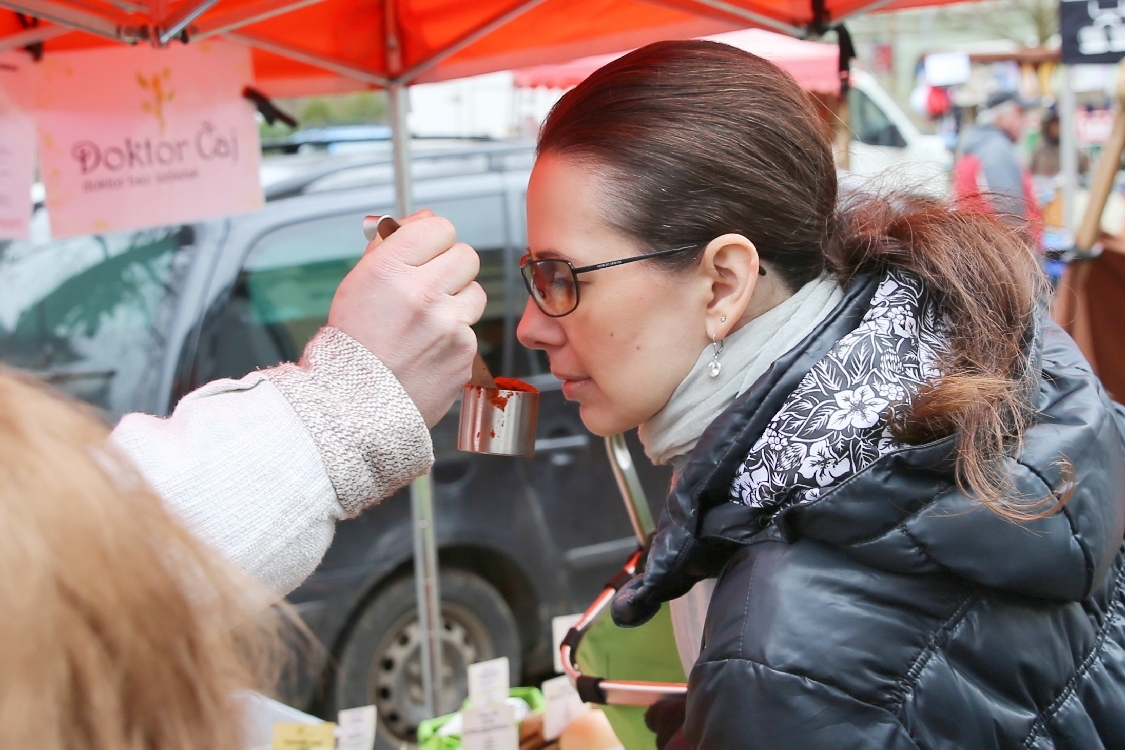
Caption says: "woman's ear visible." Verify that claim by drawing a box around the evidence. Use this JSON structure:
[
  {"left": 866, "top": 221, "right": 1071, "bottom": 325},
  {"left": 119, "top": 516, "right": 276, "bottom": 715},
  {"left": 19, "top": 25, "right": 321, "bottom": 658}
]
[{"left": 700, "top": 233, "right": 761, "bottom": 339}]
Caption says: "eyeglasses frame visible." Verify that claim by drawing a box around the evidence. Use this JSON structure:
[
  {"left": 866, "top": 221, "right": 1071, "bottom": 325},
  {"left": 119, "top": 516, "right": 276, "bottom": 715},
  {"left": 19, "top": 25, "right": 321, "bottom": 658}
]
[{"left": 520, "top": 244, "right": 767, "bottom": 318}]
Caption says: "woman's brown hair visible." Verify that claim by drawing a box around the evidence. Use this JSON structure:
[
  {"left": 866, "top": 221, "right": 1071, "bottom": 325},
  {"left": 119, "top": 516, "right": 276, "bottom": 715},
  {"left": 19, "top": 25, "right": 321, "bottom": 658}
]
[
  {"left": 0, "top": 369, "right": 285, "bottom": 749},
  {"left": 538, "top": 40, "right": 1051, "bottom": 520}
]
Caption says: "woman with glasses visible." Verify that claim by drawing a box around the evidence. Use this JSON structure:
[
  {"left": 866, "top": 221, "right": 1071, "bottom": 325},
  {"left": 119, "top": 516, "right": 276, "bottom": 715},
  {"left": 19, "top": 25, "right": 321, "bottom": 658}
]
[{"left": 517, "top": 40, "right": 1125, "bottom": 749}]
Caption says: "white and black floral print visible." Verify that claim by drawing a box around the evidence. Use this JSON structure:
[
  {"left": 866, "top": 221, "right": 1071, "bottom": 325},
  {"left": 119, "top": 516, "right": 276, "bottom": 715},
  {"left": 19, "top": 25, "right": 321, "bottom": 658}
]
[{"left": 730, "top": 270, "right": 949, "bottom": 508}]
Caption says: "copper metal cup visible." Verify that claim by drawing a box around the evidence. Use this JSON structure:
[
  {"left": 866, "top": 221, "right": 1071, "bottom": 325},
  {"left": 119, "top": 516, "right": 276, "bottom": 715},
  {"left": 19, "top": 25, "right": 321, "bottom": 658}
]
[
  {"left": 363, "top": 214, "right": 540, "bottom": 456},
  {"left": 457, "top": 382, "right": 539, "bottom": 456}
]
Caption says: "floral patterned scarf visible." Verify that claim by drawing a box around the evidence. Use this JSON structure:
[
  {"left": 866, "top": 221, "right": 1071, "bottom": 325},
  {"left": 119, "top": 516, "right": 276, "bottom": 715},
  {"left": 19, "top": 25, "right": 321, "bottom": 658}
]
[{"left": 730, "top": 269, "right": 949, "bottom": 510}]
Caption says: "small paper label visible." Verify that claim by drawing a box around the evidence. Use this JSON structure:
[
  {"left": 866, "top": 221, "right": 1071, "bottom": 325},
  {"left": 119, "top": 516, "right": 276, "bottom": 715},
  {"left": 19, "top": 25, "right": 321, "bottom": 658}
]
[
  {"left": 337, "top": 705, "right": 377, "bottom": 750},
  {"left": 270, "top": 722, "right": 336, "bottom": 750},
  {"left": 462, "top": 703, "right": 518, "bottom": 750},
  {"left": 468, "top": 656, "right": 510, "bottom": 707},
  {"left": 542, "top": 675, "right": 588, "bottom": 740},
  {"left": 551, "top": 614, "right": 582, "bottom": 673}
]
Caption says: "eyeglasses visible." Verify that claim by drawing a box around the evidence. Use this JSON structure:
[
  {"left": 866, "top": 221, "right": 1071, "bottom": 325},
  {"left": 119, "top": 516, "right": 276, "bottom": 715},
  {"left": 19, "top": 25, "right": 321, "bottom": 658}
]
[{"left": 520, "top": 245, "right": 767, "bottom": 318}]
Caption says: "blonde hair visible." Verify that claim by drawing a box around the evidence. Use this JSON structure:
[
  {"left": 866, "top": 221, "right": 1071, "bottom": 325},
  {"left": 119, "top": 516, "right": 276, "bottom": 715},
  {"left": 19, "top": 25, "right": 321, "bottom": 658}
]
[{"left": 0, "top": 368, "right": 283, "bottom": 750}]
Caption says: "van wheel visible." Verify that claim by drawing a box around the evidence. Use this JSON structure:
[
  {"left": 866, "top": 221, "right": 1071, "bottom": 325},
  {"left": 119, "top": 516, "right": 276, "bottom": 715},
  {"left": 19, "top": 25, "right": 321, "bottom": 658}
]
[{"left": 331, "top": 569, "right": 521, "bottom": 749}]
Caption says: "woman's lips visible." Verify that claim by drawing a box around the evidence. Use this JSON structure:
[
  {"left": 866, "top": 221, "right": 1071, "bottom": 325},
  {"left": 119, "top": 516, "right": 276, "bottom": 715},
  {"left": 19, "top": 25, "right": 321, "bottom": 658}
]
[{"left": 558, "top": 376, "right": 591, "bottom": 400}]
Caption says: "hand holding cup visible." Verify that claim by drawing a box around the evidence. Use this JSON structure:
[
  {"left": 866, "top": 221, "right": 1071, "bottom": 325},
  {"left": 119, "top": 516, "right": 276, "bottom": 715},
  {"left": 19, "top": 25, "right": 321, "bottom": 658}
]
[{"left": 328, "top": 209, "right": 487, "bottom": 427}]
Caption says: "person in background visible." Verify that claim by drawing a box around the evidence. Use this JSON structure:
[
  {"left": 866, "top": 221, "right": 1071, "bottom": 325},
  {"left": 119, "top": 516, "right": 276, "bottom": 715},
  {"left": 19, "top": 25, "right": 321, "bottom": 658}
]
[
  {"left": 953, "top": 90, "right": 1041, "bottom": 224},
  {"left": 1030, "top": 105, "right": 1100, "bottom": 243},
  {"left": 111, "top": 210, "right": 486, "bottom": 594},
  {"left": 0, "top": 369, "right": 282, "bottom": 750},
  {"left": 1030, "top": 104, "right": 1089, "bottom": 177}
]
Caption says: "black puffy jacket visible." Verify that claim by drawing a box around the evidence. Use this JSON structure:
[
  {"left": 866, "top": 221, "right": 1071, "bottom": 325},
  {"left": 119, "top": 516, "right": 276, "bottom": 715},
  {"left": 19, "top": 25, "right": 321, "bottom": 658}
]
[{"left": 614, "top": 273, "right": 1125, "bottom": 749}]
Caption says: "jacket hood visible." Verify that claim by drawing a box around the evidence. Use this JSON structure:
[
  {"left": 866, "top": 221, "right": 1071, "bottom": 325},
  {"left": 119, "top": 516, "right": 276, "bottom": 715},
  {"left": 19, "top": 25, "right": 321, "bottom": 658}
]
[
  {"left": 961, "top": 124, "right": 1012, "bottom": 156},
  {"left": 613, "top": 274, "right": 1125, "bottom": 629}
]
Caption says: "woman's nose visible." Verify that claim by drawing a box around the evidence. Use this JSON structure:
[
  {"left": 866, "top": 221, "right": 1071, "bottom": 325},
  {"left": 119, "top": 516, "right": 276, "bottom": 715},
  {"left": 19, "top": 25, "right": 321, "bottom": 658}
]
[{"left": 517, "top": 297, "right": 567, "bottom": 351}]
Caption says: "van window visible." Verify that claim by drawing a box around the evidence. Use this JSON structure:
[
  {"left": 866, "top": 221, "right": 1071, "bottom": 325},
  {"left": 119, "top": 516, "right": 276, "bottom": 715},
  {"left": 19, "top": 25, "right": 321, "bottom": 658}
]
[
  {"left": 0, "top": 218, "right": 194, "bottom": 417},
  {"left": 848, "top": 88, "right": 907, "bottom": 148},
  {"left": 190, "top": 194, "right": 529, "bottom": 388}
]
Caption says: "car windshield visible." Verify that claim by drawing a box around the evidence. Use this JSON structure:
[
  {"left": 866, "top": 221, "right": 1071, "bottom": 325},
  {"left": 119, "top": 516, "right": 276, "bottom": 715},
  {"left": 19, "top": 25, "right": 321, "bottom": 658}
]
[{"left": 0, "top": 210, "right": 194, "bottom": 418}]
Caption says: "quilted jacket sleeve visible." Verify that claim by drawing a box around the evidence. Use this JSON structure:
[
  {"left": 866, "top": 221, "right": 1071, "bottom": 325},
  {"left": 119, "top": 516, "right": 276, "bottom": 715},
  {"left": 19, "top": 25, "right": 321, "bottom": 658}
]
[{"left": 684, "top": 658, "right": 922, "bottom": 750}]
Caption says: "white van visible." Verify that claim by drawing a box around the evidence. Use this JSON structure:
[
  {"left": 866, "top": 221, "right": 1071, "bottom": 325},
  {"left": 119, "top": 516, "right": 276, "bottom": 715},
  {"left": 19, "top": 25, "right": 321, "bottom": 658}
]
[
  {"left": 411, "top": 62, "right": 951, "bottom": 195},
  {"left": 847, "top": 69, "right": 951, "bottom": 195}
]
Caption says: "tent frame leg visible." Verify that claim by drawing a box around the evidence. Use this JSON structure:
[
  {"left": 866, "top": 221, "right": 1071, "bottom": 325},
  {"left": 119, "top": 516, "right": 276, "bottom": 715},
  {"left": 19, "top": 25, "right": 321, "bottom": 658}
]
[
  {"left": 1060, "top": 65, "right": 1078, "bottom": 232},
  {"left": 391, "top": 81, "right": 445, "bottom": 722}
]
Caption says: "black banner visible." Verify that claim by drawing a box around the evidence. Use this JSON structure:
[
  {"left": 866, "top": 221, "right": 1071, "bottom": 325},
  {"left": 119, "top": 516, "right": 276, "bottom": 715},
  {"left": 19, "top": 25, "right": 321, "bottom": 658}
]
[{"left": 1061, "top": 0, "right": 1125, "bottom": 64}]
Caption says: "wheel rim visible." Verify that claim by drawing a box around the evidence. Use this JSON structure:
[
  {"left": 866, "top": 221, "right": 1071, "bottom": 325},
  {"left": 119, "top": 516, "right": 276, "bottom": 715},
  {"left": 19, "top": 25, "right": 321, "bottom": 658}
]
[{"left": 367, "top": 602, "right": 496, "bottom": 743}]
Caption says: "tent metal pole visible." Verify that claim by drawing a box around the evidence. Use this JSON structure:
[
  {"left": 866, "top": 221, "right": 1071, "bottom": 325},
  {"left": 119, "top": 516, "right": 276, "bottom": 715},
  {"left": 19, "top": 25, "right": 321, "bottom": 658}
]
[
  {"left": 1060, "top": 65, "right": 1078, "bottom": 232},
  {"left": 832, "top": 0, "right": 902, "bottom": 26},
  {"left": 399, "top": 0, "right": 547, "bottom": 83},
  {"left": 224, "top": 32, "right": 390, "bottom": 86},
  {"left": 0, "top": 0, "right": 138, "bottom": 41},
  {"left": 391, "top": 81, "right": 445, "bottom": 722},
  {"left": 638, "top": 0, "right": 794, "bottom": 36},
  {"left": 409, "top": 472, "right": 443, "bottom": 720},
  {"left": 0, "top": 22, "right": 70, "bottom": 52},
  {"left": 194, "top": 0, "right": 329, "bottom": 39},
  {"left": 672, "top": 0, "right": 803, "bottom": 37},
  {"left": 390, "top": 84, "right": 413, "bottom": 217},
  {"left": 157, "top": 0, "right": 220, "bottom": 43}
]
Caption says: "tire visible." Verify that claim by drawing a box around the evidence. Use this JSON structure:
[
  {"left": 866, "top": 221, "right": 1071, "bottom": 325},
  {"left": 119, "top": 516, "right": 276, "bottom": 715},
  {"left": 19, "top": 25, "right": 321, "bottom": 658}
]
[{"left": 331, "top": 568, "right": 522, "bottom": 749}]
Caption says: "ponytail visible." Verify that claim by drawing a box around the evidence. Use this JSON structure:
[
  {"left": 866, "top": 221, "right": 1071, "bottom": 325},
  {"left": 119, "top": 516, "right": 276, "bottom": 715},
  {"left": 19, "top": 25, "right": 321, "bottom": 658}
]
[{"left": 827, "top": 194, "right": 1061, "bottom": 520}]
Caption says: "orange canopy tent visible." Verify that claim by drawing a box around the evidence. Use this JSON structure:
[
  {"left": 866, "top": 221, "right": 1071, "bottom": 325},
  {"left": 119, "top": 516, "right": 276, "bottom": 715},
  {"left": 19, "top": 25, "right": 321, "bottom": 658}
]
[
  {"left": 514, "top": 27, "right": 842, "bottom": 93},
  {"left": 511, "top": 25, "right": 851, "bottom": 164},
  {"left": 0, "top": 0, "right": 963, "bottom": 98}
]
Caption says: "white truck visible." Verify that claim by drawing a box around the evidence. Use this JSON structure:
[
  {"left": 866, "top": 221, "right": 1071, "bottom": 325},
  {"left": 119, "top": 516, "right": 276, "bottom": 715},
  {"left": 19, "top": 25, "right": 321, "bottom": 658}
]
[
  {"left": 407, "top": 48, "right": 952, "bottom": 194},
  {"left": 846, "top": 68, "right": 951, "bottom": 195}
]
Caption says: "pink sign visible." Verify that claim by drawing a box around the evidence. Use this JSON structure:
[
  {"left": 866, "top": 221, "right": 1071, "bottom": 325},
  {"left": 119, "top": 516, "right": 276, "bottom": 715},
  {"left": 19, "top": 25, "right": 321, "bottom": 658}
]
[
  {"left": 28, "top": 41, "right": 262, "bottom": 238},
  {"left": 0, "top": 88, "right": 35, "bottom": 239}
]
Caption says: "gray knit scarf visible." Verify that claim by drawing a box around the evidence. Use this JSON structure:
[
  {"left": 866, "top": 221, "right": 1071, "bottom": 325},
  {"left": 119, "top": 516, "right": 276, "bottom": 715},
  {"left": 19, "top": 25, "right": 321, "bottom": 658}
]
[{"left": 638, "top": 275, "right": 843, "bottom": 468}]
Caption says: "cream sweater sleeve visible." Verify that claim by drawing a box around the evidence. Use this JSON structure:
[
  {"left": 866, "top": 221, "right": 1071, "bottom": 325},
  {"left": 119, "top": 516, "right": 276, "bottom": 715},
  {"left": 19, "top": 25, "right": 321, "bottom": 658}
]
[{"left": 111, "top": 327, "right": 434, "bottom": 594}]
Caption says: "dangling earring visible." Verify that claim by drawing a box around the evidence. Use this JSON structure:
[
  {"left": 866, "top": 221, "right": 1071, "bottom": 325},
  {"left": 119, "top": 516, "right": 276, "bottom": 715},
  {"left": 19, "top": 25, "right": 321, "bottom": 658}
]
[
  {"left": 708, "top": 338, "right": 724, "bottom": 378},
  {"left": 708, "top": 316, "right": 727, "bottom": 378}
]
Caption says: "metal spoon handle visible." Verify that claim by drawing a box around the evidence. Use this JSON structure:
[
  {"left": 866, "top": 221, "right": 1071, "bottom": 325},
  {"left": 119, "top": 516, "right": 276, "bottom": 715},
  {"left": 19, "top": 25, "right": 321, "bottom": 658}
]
[
  {"left": 469, "top": 351, "right": 497, "bottom": 389},
  {"left": 362, "top": 214, "right": 400, "bottom": 243}
]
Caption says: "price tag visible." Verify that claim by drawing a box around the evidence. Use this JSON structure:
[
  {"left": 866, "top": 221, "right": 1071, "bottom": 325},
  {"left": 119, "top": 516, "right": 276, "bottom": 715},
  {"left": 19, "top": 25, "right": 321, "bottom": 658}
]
[
  {"left": 462, "top": 702, "right": 518, "bottom": 750},
  {"left": 337, "top": 705, "right": 377, "bottom": 750},
  {"left": 270, "top": 722, "right": 336, "bottom": 750},
  {"left": 551, "top": 614, "right": 582, "bottom": 673},
  {"left": 468, "top": 656, "right": 510, "bottom": 707},
  {"left": 541, "top": 675, "right": 588, "bottom": 740}
]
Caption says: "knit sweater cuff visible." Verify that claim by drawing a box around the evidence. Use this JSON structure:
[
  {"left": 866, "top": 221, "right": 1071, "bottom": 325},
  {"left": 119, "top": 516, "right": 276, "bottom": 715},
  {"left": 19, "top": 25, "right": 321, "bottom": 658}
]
[{"left": 264, "top": 327, "right": 433, "bottom": 517}]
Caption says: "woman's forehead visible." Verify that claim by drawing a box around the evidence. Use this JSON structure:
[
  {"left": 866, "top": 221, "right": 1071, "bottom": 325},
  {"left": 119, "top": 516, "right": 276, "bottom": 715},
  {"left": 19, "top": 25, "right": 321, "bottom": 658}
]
[{"left": 527, "top": 155, "right": 636, "bottom": 265}]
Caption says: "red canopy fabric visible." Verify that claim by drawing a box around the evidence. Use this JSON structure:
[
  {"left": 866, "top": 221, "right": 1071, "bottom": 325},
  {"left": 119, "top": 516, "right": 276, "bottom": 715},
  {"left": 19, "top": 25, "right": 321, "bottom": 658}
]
[
  {"left": 513, "top": 27, "right": 841, "bottom": 93},
  {"left": 0, "top": 0, "right": 970, "bottom": 98}
]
